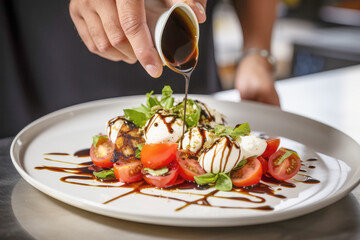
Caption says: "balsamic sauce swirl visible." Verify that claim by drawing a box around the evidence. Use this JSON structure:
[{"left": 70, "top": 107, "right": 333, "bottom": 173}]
[{"left": 37, "top": 151, "right": 320, "bottom": 212}]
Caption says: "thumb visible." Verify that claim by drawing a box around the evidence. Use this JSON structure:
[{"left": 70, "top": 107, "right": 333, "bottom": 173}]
[{"left": 169, "top": 0, "right": 207, "bottom": 23}]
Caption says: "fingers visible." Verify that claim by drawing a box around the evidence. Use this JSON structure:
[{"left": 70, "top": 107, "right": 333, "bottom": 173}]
[
  {"left": 116, "top": 0, "right": 163, "bottom": 78},
  {"left": 83, "top": 11, "right": 131, "bottom": 62},
  {"left": 70, "top": 0, "right": 204, "bottom": 77},
  {"left": 168, "top": 0, "right": 207, "bottom": 23},
  {"left": 69, "top": 0, "right": 136, "bottom": 63},
  {"left": 96, "top": 1, "right": 137, "bottom": 63}
]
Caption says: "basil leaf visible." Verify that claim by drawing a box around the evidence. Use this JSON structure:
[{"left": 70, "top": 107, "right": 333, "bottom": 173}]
[
  {"left": 123, "top": 109, "right": 148, "bottom": 127},
  {"left": 162, "top": 97, "right": 174, "bottom": 110},
  {"left": 93, "top": 169, "right": 116, "bottom": 180},
  {"left": 215, "top": 173, "right": 233, "bottom": 191},
  {"left": 92, "top": 135, "right": 108, "bottom": 147},
  {"left": 194, "top": 173, "right": 218, "bottom": 185},
  {"left": 135, "top": 144, "right": 143, "bottom": 158},
  {"left": 175, "top": 99, "right": 201, "bottom": 128},
  {"left": 233, "top": 159, "right": 247, "bottom": 171},
  {"left": 144, "top": 167, "right": 169, "bottom": 176},
  {"left": 133, "top": 104, "right": 151, "bottom": 116},
  {"left": 232, "top": 123, "right": 251, "bottom": 137},
  {"left": 275, "top": 151, "right": 293, "bottom": 166},
  {"left": 215, "top": 125, "right": 234, "bottom": 136},
  {"left": 215, "top": 123, "right": 251, "bottom": 139},
  {"left": 146, "top": 91, "right": 161, "bottom": 108},
  {"left": 289, "top": 150, "right": 300, "bottom": 158},
  {"left": 185, "top": 99, "right": 201, "bottom": 128},
  {"left": 160, "top": 85, "right": 174, "bottom": 109}
]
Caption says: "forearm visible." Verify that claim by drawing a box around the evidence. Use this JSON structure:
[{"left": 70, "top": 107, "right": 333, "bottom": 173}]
[
  {"left": 232, "top": 0, "right": 278, "bottom": 51},
  {"left": 232, "top": 0, "right": 280, "bottom": 106}
]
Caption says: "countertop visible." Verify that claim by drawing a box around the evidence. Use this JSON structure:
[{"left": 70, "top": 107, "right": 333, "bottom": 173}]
[{"left": 2, "top": 65, "right": 360, "bottom": 239}]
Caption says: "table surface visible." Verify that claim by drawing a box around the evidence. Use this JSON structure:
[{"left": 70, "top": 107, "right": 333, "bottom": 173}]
[{"left": 2, "top": 65, "right": 360, "bottom": 240}]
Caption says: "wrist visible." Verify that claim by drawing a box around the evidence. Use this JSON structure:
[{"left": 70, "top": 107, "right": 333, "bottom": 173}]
[{"left": 239, "top": 48, "right": 276, "bottom": 76}]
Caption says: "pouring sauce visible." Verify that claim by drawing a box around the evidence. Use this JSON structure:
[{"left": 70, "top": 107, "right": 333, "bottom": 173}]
[{"left": 161, "top": 7, "right": 198, "bottom": 145}]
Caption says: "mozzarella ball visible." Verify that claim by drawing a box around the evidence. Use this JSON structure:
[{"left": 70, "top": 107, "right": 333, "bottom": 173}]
[
  {"left": 196, "top": 100, "right": 226, "bottom": 128},
  {"left": 198, "top": 136, "right": 241, "bottom": 173},
  {"left": 106, "top": 116, "right": 126, "bottom": 143},
  {"left": 179, "top": 127, "right": 216, "bottom": 154},
  {"left": 144, "top": 113, "right": 184, "bottom": 144},
  {"left": 237, "top": 135, "right": 267, "bottom": 160}
]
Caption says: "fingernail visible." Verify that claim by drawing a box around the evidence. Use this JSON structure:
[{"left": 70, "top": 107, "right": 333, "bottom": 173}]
[
  {"left": 145, "top": 64, "right": 161, "bottom": 78},
  {"left": 195, "top": 2, "right": 205, "bottom": 14},
  {"left": 195, "top": 2, "right": 206, "bottom": 21}
]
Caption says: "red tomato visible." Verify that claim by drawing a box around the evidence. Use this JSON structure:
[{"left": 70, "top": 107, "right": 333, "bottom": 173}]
[
  {"left": 261, "top": 138, "right": 280, "bottom": 158},
  {"left": 230, "top": 157, "right": 263, "bottom": 187},
  {"left": 143, "top": 161, "right": 179, "bottom": 188},
  {"left": 90, "top": 136, "right": 115, "bottom": 168},
  {"left": 170, "top": 176, "right": 186, "bottom": 187},
  {"left": 268, "top": 147, "right": 301, "bottom": 181},
  {"left": 141, "top": 143, "right": 178, "bottom": 169},
  {"left": 113, "top": 158, "right": 143, "bottom": 183},
  {"left": 258, "top": 156, "right": 268, "bottom": 173},
  {"left": 176, "top": 150, "right": 206, "bottom": 181}
]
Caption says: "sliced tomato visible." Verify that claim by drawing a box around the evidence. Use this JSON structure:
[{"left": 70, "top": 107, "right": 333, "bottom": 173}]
[
  {"left": 230, "top": 157, "right": 263, "bottom": 187},
  {"left": 90, "top": 136, "right": 115, "bottom": 168},
  {"left": 141, "top": 143, "right": 178, "bottom": 169},
  {"left": 171, "top": 176, "right": 186, "bottom": 186},
  {"left": 142, "top": 161, "right": 179, "bottom": 188},
  {"left": 258, "top": 156, "right": 268, "bottom": 173},
  {"left": 113, "top": 158, "right": 143, "bottom": 183},
  {"left": 261, "top": 138, "right": 280, "bottom": 158},
  {"left": 268, "top": 147, "right": 301, "bottom": 181},
  {"left": 176, "top": 150, "right": 206, "bottom": 181}
]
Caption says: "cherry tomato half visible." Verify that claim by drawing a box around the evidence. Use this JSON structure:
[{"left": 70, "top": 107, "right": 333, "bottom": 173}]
[
  {"left": 113, "top": 158, "right": 143, "bottom": 183},
  {"left": 142, "top": 161, "right": 179, "bottom": 188},
  {"left": 140, "top": 143, "right": 178, "bottom": 169},
  {"left": 90, "top": 136, "right": 115, "bottom": 168},
  {"left": 261, "top": 138, "right": 280, "bottom": 158},
  {"left": 258, "top": 156, "right": 268, "bottom": 173},
  {"left": 230, "top": 157, "right": 263, "bottom": 187},
  {"left": 268, "top": 147, "right": 301, "bottom": 181},
  {"left": 170, "top": 176, "right": 186, "bottom": 187},
  {"left": 176, "top": 150, "right": 206, "bottom": 181}
]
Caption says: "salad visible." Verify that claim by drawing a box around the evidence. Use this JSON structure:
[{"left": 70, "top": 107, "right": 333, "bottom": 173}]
[{"left": 90, "top": 86, "right": 301, "bottom": 191}]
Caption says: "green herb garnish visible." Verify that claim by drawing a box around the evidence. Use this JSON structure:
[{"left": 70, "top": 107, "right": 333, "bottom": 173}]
[
  {"left": 144, "top": 167, "right": 169, "bottom": 176},
  {"left": 123, "top": 109, "right": 148, "bottom": 127},
  {"left": 93, "top": 169, "right": 116, "bottom": 180},
  {"left": 123, "top": 86, "right": 175, "bottom": 127},
  {"left": 135, "top": 144, "right": 143, "bottom": 158},
  {"left": 233, "top": 159, "right": 248, "bottom": 171},
  {"left": 174, "top": 99, "right": 201, "bottom": 128},
  {"left": 194, "top": 172, "right": 233, "bottom": 191},
  {"left": 92, "top": 135, "right": 108, "bottom": 147},
  {"left": 160, "top": 85, "right": 174, "bottom": 109},
  {"left": 215, "top": 173, "right": 233, "bottom": 191},
  {"left": 275, "top": 149, "right": 299, "bottom": 166},
  {"left": 215, "top": 123, "right": 251, "bottom": 139},
  {"left": 194, "top": 173, "right": 218, "bottom": 185}
]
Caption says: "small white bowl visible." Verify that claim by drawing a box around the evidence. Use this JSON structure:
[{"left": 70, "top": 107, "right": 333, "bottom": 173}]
[{"left": 153, "top": 3, "right": 199, "bottom": 67}]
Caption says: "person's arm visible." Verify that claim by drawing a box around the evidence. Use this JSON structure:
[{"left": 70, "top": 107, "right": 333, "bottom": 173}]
[
  {"left": 69, "top": 0, "right": 207, "bottom": 78},
  {"left": 232, "top": 0, "right": 280, "bottom": 106}
]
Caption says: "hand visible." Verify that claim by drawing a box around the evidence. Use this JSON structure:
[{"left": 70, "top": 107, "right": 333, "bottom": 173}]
[
  {"left": 69, "top": 0, "right": 207, "bottom": 78},
  {"left": 234, "top": 54, "right": 280, "bottom": 106}
]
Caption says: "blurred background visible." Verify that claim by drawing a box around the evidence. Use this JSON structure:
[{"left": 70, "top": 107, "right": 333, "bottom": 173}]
[{"left": 214, "top": 0, "right": 360, "bottom": 89}]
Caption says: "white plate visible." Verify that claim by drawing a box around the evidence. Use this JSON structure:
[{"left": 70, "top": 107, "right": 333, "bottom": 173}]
[{"left": 10, "top": 95, "right": 360, "bottom": 227}]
